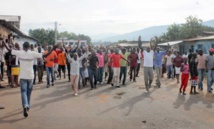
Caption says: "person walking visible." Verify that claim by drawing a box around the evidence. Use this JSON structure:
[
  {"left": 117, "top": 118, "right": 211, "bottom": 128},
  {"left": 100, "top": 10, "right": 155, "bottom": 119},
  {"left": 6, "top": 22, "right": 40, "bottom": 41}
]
[
  {"left": 44, "top": 46, "right": 57, "bottom": 88},
  {"left": 180, "top": 58, "right": 189, "bottom": 95},
  {"left": 136, "top": 48, "right": 141, "bottom": 77},
  {"left": 107, "top": 49, "right": 114, "bottom": 84},
  {"left": 196, "top": 49, "right": 207, "bottom": 91},
  {"left": 37, "top": 47, "right": 44, "bottom": 84},
  {"left": 96, "top": 49, "right": 105, "bottom": 84},
  {"left": 173, "top": 51, "right": 183, "bottom": 83},
  {"left": 154, "top": 46, "right": 168, "bottom": 88},
  {"left": 111, "top": 49, "right": 129, "bottom": 88},
  {"left": 143, "top": 41, "right": 155, "bottom": 92},
  {"left": 119, "top": 48, "right": 129, "bottom": 85},
  {"left": 58, "top": 47, "right": 66, "bottom": 79},
  {"left": 3, "top": 41, "right": 56, "bottom": 117},
  {"left": 165, "top": 51, "right": 174, "bottom": 79},
  {"left": 205, "top": 48, "right": 214, "bottom": 93},
  {"left": 67, "top": 51, "right": 88, "bottom": 96},
  {"left": 88, "top": 51, "right": 99, "bottom": 90},
  {"left": 128, "top": 49, "right": 138, "bottom": 82},
  {"left": 189, "top": 53, "right": 199, "bottom": 95}
]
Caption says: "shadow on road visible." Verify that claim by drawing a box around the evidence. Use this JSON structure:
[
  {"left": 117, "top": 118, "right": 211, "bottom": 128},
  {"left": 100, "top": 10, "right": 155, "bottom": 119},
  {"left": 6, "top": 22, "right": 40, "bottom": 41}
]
[{"left": 98, "top": 88, "right": 156, "bottom": 116}]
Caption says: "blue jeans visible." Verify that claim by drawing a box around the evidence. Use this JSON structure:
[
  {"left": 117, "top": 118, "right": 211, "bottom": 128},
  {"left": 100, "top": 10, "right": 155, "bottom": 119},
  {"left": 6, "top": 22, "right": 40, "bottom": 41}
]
[
  {"left": 207, "top": 70, "right": 214, "bottom": 91},
  {"left": 20, "top": 79, "right": 34, "bottom": 108},
  {"left": 89, "top": 69, "right": 98, "bottom": 88},
  {"left": 46, "top": 67, "right": 54, "bottom": 85},
  {"left": 98, "top": 67, "right": 104, "bottom": 83},
  {"left": 78, "top": 68, "right": 86, "bottom": 88},
  {"left": 120, "top": 66, "right": 127, "bottom": 84},
  {"left": 198, "top": 69, "right": 205, "bottom": 90},
  {"left": 166, "top": 65, "right": 173, "bottom": 78}
]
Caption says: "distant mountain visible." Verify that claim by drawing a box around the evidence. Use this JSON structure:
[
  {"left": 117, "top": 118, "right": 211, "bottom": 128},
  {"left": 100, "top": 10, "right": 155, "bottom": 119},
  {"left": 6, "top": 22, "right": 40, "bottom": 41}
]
[
  {"left": 91, "top": 33, "right": 118, "bottom": 42},
  {"left": 202, "top": 20, "right": 214, "bottom": 27},
  {"left": 101, "top": 19, "right": 214, "bottom": 42}
]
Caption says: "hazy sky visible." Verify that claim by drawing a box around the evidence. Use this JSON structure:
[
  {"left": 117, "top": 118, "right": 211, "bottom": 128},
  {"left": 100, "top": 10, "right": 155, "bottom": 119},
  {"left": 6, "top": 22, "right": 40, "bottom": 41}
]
[{"left": 1, "top": 0, "right": 214, "bottom": 37}]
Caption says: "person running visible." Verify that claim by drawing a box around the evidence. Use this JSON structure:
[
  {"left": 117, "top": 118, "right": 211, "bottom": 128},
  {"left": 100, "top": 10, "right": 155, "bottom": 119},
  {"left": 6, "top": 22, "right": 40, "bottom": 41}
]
[
  {"left": 180, "top": 58, "right": 189, "bottom": 95},
  {"left": 128, "top": 48, "right": 138, "bottom": 82},
  {"left": 119, "top": 48, "right": 129, "bottom": 85},
  {"left": 111, "top": 49, "right": 129, "bottom": 88},
  {"left": 143, "top": 41, "right": 154, "bottom": 92},
  {"left": 196, "top": 49, "right": 206, "bottom": 91},
  {"left": 3, "top": 41, "right": 56, "bottom": 117},
  {"left": 44, "top": 46, "right": 57, "bottom": 88},
  {"left": 173, "top": 51, "right": 183, "bottom": 83},
  {"left": 205, "top": 48, "right": 214, "bottom": 93},
  {"left": 66, "top": 50, "right": 88, "bottom": 96},
  {"left": 189, "top": 53, "right": 199, "bottom": 95},
  {"left": 58, "top": 47, "right": 66, "bottom": 79}
]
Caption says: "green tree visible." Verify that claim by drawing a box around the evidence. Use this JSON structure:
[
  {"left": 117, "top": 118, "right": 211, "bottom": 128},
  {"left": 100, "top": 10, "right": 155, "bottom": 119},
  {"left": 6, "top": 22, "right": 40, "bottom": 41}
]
[
  {"left": 166, "top": 24, "right": 181, "bottom": 41},
  {"left": 29, "top": 28, "right": 57, "bottom": 45},
  {"left": 180, "top": 16, "right": 203, "bottom": 39}
]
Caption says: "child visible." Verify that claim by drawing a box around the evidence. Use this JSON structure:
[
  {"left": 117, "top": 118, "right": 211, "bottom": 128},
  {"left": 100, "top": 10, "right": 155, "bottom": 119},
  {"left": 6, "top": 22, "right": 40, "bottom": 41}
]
[
  {"left": 180, "top": 58, "right": 189, "bottom": 95},
  {"left": 189, "top": 53, "right": 199, "bottom": 94}
]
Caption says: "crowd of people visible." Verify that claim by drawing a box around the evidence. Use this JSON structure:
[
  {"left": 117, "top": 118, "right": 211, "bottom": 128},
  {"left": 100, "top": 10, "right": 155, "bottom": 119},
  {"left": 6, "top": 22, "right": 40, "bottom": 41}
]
[{"left": 0, "top": 34, "right": 214, "bottom": 117}]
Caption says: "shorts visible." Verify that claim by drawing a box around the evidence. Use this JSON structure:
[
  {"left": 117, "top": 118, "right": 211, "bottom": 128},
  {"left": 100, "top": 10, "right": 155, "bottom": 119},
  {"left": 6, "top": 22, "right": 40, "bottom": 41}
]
[
  {"left": 11, "top": 67, "right": 20, "bottom": 75},
  {"left": 54, "top": 63, "right": 58, "bottom": 72},
  {"left": 58, "top": 65, "right": 65, "bottom": 72},
  {"left": 191, "top": 76, "right": 198, "bottom": 86},
  {"left": 175, "top": 67, "right": 181, "bottom": 74}
]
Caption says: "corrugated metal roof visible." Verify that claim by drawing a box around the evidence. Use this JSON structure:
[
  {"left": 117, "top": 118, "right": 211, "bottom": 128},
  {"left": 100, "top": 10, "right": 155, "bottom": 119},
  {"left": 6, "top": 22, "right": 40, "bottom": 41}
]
[
  {"left": 183, "top": 35, "right": 214, "bottom": 42},
  {"left": 158, "top": 40, "right": 183, "bottom": 46}
]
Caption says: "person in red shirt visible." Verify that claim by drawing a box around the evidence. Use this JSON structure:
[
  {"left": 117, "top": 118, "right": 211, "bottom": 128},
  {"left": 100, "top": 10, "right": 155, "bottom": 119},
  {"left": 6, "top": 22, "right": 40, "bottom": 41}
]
[
  {"left": 128, "top": 49, "right": 138, "bottom": 82},
  {"left": 107, "top": 49, "right": 114, "bottom": 84},
  {"left": 111, "top": 49, "right": 129, "bottom": 88}
]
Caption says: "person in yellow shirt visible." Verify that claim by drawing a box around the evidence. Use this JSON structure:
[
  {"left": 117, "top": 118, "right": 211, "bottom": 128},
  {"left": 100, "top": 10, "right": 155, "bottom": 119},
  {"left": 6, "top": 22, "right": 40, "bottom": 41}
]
[
  {"left": 58, "top": 48, "right": 66, "bottom": 79},
  {"left": 119, "top": 48, "right": 129, "bottom": 85}
]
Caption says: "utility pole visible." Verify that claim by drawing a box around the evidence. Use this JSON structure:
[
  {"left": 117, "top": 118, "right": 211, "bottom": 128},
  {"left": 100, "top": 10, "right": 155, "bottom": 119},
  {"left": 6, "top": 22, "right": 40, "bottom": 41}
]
[{"left": 55, "top": 21, "right": 57, "bottom": 45}]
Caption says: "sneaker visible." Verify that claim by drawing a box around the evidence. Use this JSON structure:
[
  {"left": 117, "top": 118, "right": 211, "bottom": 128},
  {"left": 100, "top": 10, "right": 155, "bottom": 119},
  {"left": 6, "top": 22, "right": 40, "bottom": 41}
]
[
  {"left": 47, "top": 85, "right": 50, "bottom": 88},
  {"left": 74, "top": 93, "right": 78, "bottom": 96},
  {"left": 23, "top": 107, "right": 28, "bottom": 117},
  {"left": 183, "top": 92, "right": 186, "bottom": 95},
  {"left": 194, "top": 92, "right": 199, "bottom": 94},
  {"left": 116, "top": 86, "right": 120, "bottom": 88},
  {"left": 0, "top": 85, "right": 5, "bottom": 88}
]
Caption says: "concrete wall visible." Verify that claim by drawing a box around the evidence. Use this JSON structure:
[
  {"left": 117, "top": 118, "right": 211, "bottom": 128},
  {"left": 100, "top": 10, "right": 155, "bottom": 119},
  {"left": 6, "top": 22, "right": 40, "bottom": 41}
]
[
  {"left": 0, "top": 25, "right": 10, "bottom": 37},
  {"left": 194, "top": 40, "right": 214, "bottom": 54},
  {"left": 14, "top": 37, "right": 37, "bottom": 49}
]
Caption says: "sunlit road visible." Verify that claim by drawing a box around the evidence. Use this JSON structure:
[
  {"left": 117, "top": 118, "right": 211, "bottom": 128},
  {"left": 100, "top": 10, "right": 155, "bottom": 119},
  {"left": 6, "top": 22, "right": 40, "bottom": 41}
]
[{"left": 1, "top": 70, "right": 214, "bottom": 129}]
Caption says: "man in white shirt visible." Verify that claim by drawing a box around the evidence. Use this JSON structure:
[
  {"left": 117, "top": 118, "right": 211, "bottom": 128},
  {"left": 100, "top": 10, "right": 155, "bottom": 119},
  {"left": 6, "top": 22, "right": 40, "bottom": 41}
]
[
  {"left": 143, "top": 45, "right": 154, "bottom": 92},
  {"left": 3, "top": 41, "right": 56, "bottom": 118}
]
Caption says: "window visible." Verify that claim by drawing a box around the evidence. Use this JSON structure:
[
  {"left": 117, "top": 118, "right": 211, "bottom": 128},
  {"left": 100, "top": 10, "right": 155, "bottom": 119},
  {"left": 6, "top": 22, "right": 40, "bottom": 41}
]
[
  {"left": 212, "top": 44, "right": 214, "bottom": 48},
  {"left": 198, "top": 45, "right": 203, "bottom": 49}
]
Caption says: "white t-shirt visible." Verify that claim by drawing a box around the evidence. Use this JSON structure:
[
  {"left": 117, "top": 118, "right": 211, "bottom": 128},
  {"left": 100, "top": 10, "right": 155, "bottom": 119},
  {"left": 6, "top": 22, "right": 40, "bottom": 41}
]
[
  {"left": 182, "top": 54, "right": 188, "bottom": 58},
  {"left": 137, "top": 52, "right": 141, "bottom": 64},
  {"left": 143, "top": 50, "right": 154, "bottom": 67},
  {"left": 67, "top": 53, "right": 88, "bottom": 75},
  {"left": 12, "top": 50, "right": 42, "bottom": 79},
  {"left": 165, "top": 55, "right": 173, "bottom": 65}
]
